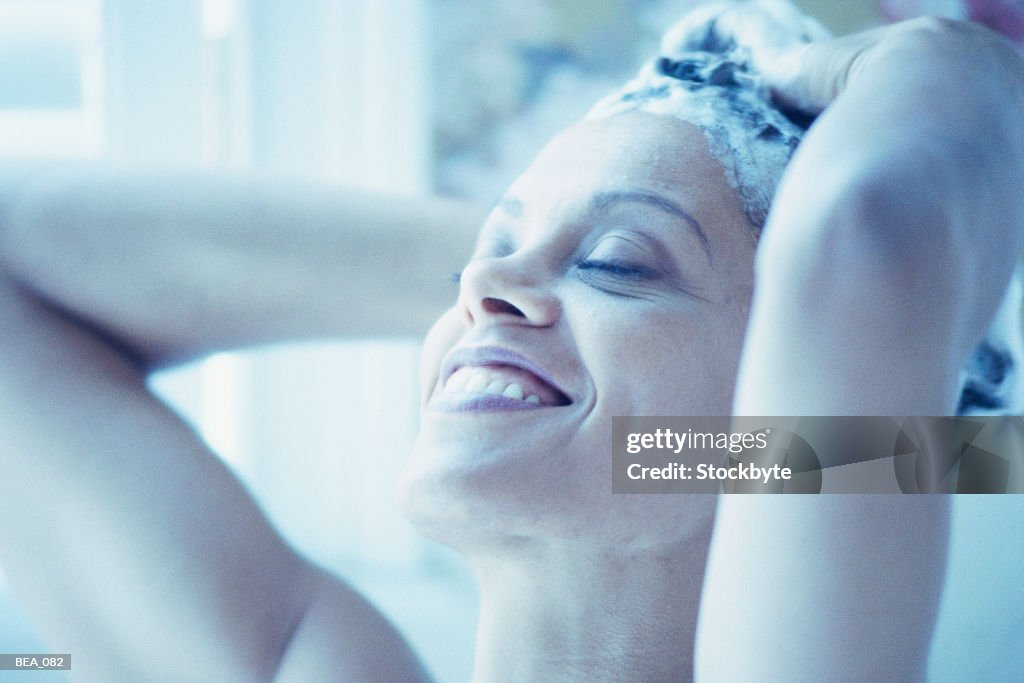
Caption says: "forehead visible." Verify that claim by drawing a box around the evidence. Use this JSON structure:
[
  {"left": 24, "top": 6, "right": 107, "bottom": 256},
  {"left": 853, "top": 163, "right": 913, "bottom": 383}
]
[{"left": 501, "top": 111, "right": 744, "bottom": 227}]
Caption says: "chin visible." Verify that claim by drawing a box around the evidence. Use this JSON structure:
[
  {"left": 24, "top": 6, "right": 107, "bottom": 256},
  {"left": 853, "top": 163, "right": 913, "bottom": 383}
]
[
  {"left": 394, "top": 437, "right": 552, "bottom": 552},
  {"left": 396, "top": 434, "right": 717, "bottom": 557},
  {"left": 393, "top": 445, "right": 477, "bottom": 549}
]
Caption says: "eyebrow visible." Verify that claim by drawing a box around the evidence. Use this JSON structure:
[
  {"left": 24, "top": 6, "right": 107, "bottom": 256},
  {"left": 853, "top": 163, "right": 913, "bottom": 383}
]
[
  {"left": 590, "top": 190, "right": 711, "bottom": 263},
  {"left": 493, "top": 190, "right": 711, "bottom": 263}
]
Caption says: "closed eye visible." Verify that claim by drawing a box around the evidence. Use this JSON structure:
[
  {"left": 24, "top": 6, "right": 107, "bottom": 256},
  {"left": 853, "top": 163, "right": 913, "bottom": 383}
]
[
  {"left": 577, "top": 256, "right": 709, "bottom": 302},
  {"left": 577, "top": 258, "right": 653, "bottom": 280}
]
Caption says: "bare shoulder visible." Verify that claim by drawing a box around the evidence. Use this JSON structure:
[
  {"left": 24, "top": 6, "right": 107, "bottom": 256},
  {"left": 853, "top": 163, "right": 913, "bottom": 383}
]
[{"left": 273, "top": 569, "right": 433, "bottom": 683}]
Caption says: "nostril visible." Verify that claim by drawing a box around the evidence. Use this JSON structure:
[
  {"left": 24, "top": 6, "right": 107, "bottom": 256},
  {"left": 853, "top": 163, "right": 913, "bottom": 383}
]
[{"left": 482, "top": 297, "right": 525, "bottom": 317}]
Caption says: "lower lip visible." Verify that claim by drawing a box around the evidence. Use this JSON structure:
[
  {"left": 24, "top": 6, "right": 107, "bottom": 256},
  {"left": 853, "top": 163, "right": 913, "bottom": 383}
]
[{"left": 428, "top": 394, "right": 548, "bottom": 413}]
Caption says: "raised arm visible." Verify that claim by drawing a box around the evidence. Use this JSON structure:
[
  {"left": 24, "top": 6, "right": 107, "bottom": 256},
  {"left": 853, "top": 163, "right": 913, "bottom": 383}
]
[
  {"left": 737, "top": 17, "right": 1024, "bottom": 415},
  {"left": 0, "top": 164, "right": 482, "bottom": 366},
  {"left": 0, "top": 170, "right": 481, "bottom": 680},
  {"left": 703, "top": 19, "right": 1024, "bottom": 682}
]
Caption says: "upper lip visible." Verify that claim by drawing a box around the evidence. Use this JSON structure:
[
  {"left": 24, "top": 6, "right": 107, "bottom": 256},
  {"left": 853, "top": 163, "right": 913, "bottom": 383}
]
[{"left": 439, "top": 345, "right": 573, "bottom": 404}]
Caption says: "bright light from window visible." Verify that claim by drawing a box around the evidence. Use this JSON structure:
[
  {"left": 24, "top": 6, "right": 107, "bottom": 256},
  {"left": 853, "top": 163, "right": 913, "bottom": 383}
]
[
  {"left": 203, "top": 0, "right": 238, "bottom": 40},
  {"left": 0, "top": 0, "right": 102, "bottom": 157}
]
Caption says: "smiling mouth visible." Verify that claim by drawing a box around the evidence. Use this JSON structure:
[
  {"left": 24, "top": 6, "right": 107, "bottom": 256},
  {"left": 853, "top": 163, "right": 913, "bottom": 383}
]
[{"left": 432, "top": 363, "right": 572, "bottom": 411}]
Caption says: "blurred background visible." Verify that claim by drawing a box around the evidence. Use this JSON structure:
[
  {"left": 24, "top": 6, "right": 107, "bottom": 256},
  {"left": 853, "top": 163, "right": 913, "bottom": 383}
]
[{"left": 0, "top": 1, "right": 1022, "bottom": 681}]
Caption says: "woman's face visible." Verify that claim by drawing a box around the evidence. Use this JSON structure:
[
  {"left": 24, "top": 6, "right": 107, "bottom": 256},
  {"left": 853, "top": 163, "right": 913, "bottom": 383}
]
[{"left": 398, "top": 112, "right": 757, "bottom": 551}]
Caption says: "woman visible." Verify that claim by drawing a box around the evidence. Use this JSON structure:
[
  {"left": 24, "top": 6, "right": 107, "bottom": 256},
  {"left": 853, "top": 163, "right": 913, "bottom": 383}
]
[{"left": 1, "top": 1, "right": 1022, "bottom": 680}]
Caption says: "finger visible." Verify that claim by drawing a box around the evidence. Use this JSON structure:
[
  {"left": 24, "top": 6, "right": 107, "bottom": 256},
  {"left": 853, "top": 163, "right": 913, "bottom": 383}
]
[{"left": 756, "top": 29, "right": 885, "bottom": 115}]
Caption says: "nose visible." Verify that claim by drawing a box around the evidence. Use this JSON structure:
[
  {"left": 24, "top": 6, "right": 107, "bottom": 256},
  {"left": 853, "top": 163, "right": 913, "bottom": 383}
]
[{"left": 458, "top": 254, "right": 561, "bottom": 327}]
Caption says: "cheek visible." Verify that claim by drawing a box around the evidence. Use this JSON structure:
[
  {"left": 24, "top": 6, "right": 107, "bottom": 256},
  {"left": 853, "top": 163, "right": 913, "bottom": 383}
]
[
  {"left": 571, "top": 300, "right": 745, "bottom": 415},
  {"left": 419, "top": 307, "right": 464, "bottom": 402}
]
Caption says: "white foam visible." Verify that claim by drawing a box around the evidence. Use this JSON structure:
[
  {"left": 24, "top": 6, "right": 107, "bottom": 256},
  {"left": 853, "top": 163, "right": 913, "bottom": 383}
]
[
  {"left": 585, "top": 0, "right": 828, "bottom": 228},
  {"left": 586, "top": 0, "right": 1023, "bottom": 412}
]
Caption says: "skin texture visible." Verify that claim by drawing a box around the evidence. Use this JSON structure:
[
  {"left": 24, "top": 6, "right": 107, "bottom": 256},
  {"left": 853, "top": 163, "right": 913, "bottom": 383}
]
[
  {"left": 739, "top": 17, "right": 1024, "bottom": 415},
  {"left": 0, "top": 168, "right": 483, "bottom": 364},
  {"left": 401, "top": 113, "right": 754, "bottom": 548},
  {"left": 705, "top": 18, "right": 1023, "bottom": 682},
  {"left": 399, "top": 113, "right": 753, "bottom": 681},
  {"left": 0, "top": 14, "right": 1021, "bottom": 683},
  {"left": 0, "top": 186, "right": 461, "bottom": 681}
]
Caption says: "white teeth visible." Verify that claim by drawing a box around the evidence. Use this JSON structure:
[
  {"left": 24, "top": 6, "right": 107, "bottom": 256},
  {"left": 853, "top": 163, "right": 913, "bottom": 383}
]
[
  {"left": 465, "top": 372, "right": 488, "bottom": 394},
  {"left": 441, "top": 369, "right": 545, "bottom": 404},
  {"left": 445, "top": 370, "right": 470, "bottom": 393},
  {"left": 502, "top": 383, "right": 524, "bottom": 400}
]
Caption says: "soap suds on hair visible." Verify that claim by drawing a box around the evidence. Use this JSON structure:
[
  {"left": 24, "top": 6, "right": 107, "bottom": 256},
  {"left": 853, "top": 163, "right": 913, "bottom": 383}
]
[
  {"left": 586, "top": 0, "right": 829, "bottom": 231},
  {"left": 587, "top": 0, "right": 1022, "bottom": 415}
]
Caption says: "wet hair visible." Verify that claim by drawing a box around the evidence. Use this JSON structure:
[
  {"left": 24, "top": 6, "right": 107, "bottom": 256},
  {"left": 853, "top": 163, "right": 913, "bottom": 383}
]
[
  {"left": 586, "top": 0, "right": 828, "bottom": 233},
  {"left": 957, "top": 268, "right": 1024, "bottom": 415},
  {"left": 587, "top": 0, "right": 1023, "bottom": 415}
]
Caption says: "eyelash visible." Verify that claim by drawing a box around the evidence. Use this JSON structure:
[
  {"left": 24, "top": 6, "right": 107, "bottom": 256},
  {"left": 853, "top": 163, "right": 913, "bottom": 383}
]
[
  {"left": 577, "top": 258, "right": 652, "bottom": 280},
  {"left": 448, "top": 258, "right": 654, "bottom": 286}
]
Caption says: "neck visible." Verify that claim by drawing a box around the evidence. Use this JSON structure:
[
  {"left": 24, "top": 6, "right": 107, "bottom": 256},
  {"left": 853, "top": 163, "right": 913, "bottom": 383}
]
[{"left": 468, "top": 526, "right": 714, "bottom": 683}]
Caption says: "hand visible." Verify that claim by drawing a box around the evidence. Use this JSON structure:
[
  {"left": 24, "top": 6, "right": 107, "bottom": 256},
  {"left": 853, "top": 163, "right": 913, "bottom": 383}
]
[
  {"left": 737, "top": 16, "right": 1024, "bottom": 417},
  {"left": 756, "top": 17, "right": 1024, "bottom": 115}
]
